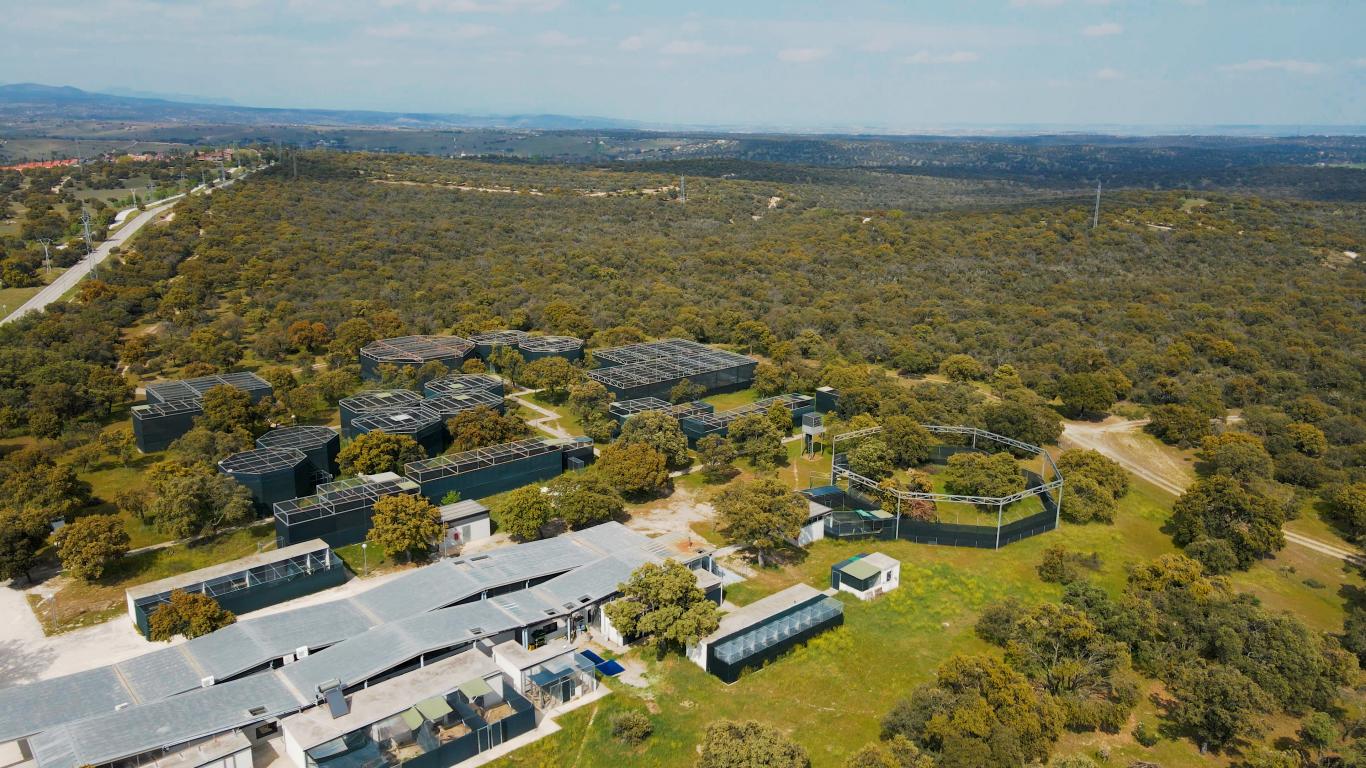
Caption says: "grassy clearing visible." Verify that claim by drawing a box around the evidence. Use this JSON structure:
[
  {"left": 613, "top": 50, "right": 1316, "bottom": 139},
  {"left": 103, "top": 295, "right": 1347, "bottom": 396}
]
[
  {"left": 702, "top": 388, "right": 763, "bottom": 411},
  {"left": 520, "top": 392, "right": 584, "bottom": 437},
  {"left": 494, "top": 476, "right": 1345, "bottom": 767},
  {"left": 334, "top": 540, "right": 405, "bottom": 577},
  {"left": 27, "top": 523, "right": 277, "bottom": 635},
  {"left": 0, "top": 268, "right": 64, "bottom": 313}
]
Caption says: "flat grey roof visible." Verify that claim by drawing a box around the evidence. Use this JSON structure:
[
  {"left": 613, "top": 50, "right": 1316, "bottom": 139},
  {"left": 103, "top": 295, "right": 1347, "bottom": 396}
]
[
  {"left": 281, "top": 651, "right": 499, "bottom": 750},
  {"left": 126, "top": 540, "right": 333, "bottom": 601},
  {"left": 704, "top": 583, "right": 826, "bottom": 644},
  {"left": 439, "top": 500, "right": 490, "bottom": 523}
]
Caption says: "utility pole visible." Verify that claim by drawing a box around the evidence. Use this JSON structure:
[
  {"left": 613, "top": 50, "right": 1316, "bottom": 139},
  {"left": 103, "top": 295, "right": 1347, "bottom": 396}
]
[
  {"left": 80, "top": 208, "right": 94, "bottom": 254},
  {"left": 37, "top": 238, "right": 52, "bottom": 274},
  {"left": 679, "top": 175, "right": 686, "bottom": 204},
  {"left": 1091, "top": 181, "right": 1102, "bottom": 229}
]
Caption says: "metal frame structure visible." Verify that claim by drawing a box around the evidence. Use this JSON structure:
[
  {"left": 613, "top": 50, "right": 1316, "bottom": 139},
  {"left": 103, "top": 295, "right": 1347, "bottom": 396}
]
[
  {"left": 360, "top": 335, "right": 475, "bottom": 380},
  {"left": 351, "top": 405, "right": 446, "bottom": 456},
  {"left": 405, "top": 439, "right": 567, "bottom": 484},
  {"left": 145, "top": 371, "right": 274, "bottom": 404},
  {"left": 274, "top": 474, "right": 421, "bottom": 547},
  {"left": 679, "top": 393, "right": 814, "bottom": 440},
  {"left": 256, "top": 426, "right": 341, "bottom": 478},
  {"left": 131, "top": 399, "right": 204, "bottom": 452},
  {"left": 607, "top": 397, "right": 713, "bottom": 424},
  {"left": 339, "top": 389, "right": 423, "bottom": 433},
  {"left": 219, "top": 446, "right": 309, "bottom": 476},
  {"left": 587, "top": 339, "right": 757, "bottom": 400},
  {"left": 829, "top": 424, "right": 1064, "bottom": 549},
  {"left": 423, "top": 373, "right": 505, "bottom": 399},
  {"left": 470, "top": 329, "right": 529, "bottom": 359},
  {"left": 517, "top": 335, "right": 583, "bottom": 362},
  {"left": 424, "top": 389, "right": 506, "bottom": 419}
]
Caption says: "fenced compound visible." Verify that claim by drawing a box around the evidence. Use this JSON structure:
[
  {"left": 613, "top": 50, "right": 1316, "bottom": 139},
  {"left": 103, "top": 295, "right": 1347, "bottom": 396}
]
[
  {"left": 125, "top": 540, "right": 343, "bottom": 637},
  {"left": 339, "top": 389, "right": 424, "bottom": 433},
  {"left": 607, "top": 397, "right": 714, "bottom": 425},
  {"left": 469, "top": 329, "right": 529, "bottom": 360},
  {"left": 404, "top": 437, "right": 591, "bottom": 503},
  {"left": 424, "top": 389, "right": 506, "bottom": 420},
  {"left": 517, "top": 335, "right": 583, "bottom": 363},
  {"left": 823, "top": 424, "right": 1064, "bottom": 550},
  {"left": 360, "top": 335, "right": 475, "bottom": 381},
  {"left": 274, "top": 473, "right": 422, "bottom": 547},
  {"left": 423, "top": 373, "right": 505, "bottom": 399},
  {"left": 697, "top": 585, "right": 844, "bottom": 684},
  {"left": 219, "top": 447, "right": 315, "bottom": 514},
  {"left": 678, "top": 393, "right": 815, "bottom": 443},
  {"left": 587, "top": 338, "right": 757, "bottom": 401},
  {"left": 131, "top": 398, "right": 203, "bottom": 452},
  {"left": 351, "top": 405, "right": 447, "bottom": 457},
  {"left": 256, "top": 425, "right": 341, "bottom": 479},
  {"left": 144, "top": 371, "right": 274, "bottom": 404}
]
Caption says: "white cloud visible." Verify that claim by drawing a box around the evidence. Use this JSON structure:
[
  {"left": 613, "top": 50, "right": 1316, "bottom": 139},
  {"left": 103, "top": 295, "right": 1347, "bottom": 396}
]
[
  {"left": 534, "top": 30, "right": 581, "bottom": 47},
  {"left": 1093, "top": 67, "right": 1123, "bottom": 80},
  {"left": 905, "top": 50, "right": 979, "bottom": 65},
  {"left": 778, "top": 47, "right": 829, "bottom": 63},
  {"left": 1082, "top": 22, "right": 1122, "bottom": 37},
  {"left": 1009, "top": 0, "right": 1066, "bottom": 7},
  {"left": 618, "top": 34, "right": 644, "bottom": 51},
  {"left": 660, "top": 39, "right": 749, "bottom": 57},
  {"left": 1350, "top": 57, "right": 1366, "bottom": 68},
  {"left": 1219, "top": 58, "right": 1324, "bottom": 75},
  {"left": 363, "top": 21, "right": 492, "bottom": 39}
]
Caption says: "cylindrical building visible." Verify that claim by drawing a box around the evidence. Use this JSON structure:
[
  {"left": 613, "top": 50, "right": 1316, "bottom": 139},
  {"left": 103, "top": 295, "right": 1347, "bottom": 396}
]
[
  {"left": 339, "top": 389, "right": 423, "bottom": 435},
  {"left": 423, "top": 373, "right": 505, "bottom": 399},
  {"left": 359, "top": 335, "right": 475, "bottom": 381},
  {"left": 256, "top": 425, "right": 342, "bottom": 479},
  {"left": 219, "top": 447, "right": 314, "bottom": 515},
  {"left": 517, "top": 335, "right": 584, "bottom": 363},
  {"left": 469, "top": 330, "right": 529, "bottom": 361},
  {"left": 350, "top": 405, "right": 446, "bottom": 458}
]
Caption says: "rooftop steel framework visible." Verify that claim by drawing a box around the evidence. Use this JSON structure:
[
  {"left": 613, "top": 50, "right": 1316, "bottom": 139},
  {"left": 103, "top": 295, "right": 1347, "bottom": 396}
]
[
  {"left": 130, "top": 398, "right": 203, "bottom": 420},
  {"left": 128, "top": 541, "right": 335, "bottom": 614},
  {"left": 425, "top": 389, "right": 505, "bottom": 419},
  {"left": 274, "top": 474, "right": 420, "bottom": 527},
  {"left": 469, "top": 329, "right": 528, "bottom": 347},
  {"left": 351, "top": 405, "right": 443, "bottom": 435},
  {"left": 518, "top": 335, "right": 583, "bottom": 353},
  {"left": 360, "top": 335, "right": 475, "bottom": 365},
  {"left": 423, "top": 373, "right": 504, "bottom": 398},
  {"left": 144, "top": 371, "right": 273, "bottom": 404},
  {"left": 338, "top": 389, "right": 422, "bottom": 416},
  {"left": 218, "top": 447, "right": 309, "bottom": 475},
  {"left": 712, "top": 596, "right": 843, "bottom": 665},
  {"left": 405, "top": 438, "right": 567, "bottom": 484},
  {"left": 682, "top": 393, "right": 814, "bottom": 436},
  {"left": 592, "top": 338, "right": 745, "bottom": 367},
  {"left": 256, "top": 425, "right": 339, "bottom": 452},
  {"left": 608, "top": 397, "right": 713, "bottom": 421}
]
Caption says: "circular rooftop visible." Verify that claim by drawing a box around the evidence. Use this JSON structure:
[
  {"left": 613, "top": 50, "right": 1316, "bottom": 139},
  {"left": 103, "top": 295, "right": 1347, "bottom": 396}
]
[
  {"left": 360, "top": 335, "right": 475, "bottom": 364},
  {"left": 219, "top": 447, "right": 309, "bottom": 475}
]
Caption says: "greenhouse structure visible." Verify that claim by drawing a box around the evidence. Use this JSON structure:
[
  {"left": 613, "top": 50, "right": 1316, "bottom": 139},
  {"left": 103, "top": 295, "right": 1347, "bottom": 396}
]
[
  {"left": 132, "top": 371, "right": 276, "bottom": 453},
  {"left": 125, "top": 540, "right": 343, "bottom": 637},
  {"left": 274, "top": 472, "right": 422, "bottom": 547},
  {"left": 256, "top": 425, "right": 342, "bottom": 479},
  {"left": 359, "top": 335, "right": 475, "bottom": 381},
  {"left": 404, "top": 437, "right": 593, "bottom": 504},
  {"left": 516, "top": 335, "right": 583, "bottom": 363},
  {"left": 424, "top": 389, "right": 506, "bottom": 421},
  {"left": 339, "top": 389, "right": 424, "bottom": 433},
  {"left": 350, "top": 405, "right": 447, "bottom": 457},
  {"left": 144, "top": 371, "right": 274, "bottom": 404},
  {"left": 606, "top": 397, "right": 713, "bottom": 426},
  {"left": 423, "top": 373, "right": 505, "bottom": 399},
  {"left": 687, "top": 584, "right": 844, "bottom": 684},
  {"left": 587, "top": 339, "right": 757, "bottom": 401},
  {"left": 219, "top": 447, "right": 316, "bottom": 515},
  {"left": 469, "top": 329, "right": 528, "bottom": 360},
  {"left": 678, "top": 393, "right": 815, "bottom": 443}
]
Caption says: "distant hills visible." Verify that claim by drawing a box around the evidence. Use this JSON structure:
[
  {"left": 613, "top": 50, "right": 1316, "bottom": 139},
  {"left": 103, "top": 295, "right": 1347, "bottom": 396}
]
[{"left": 0, "top": 83, "right": 644, "bottom": 131}]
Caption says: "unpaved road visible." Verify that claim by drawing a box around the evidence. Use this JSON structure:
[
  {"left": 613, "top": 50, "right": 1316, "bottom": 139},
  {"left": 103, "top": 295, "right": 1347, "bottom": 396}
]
[{"left": 1062, "top": 417, "right": 1361, "bottom": 562}]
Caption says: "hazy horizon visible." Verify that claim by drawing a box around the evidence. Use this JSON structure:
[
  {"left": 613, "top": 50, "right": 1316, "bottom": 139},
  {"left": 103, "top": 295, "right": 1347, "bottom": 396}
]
[{"left": 2, "top": 1, "right": 1362, "bottom": 131}]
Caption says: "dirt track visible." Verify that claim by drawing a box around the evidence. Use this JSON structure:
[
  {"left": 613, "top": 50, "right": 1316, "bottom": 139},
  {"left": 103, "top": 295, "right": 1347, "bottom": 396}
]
[{"left": 1061, "top": 417, "right": 1361, "bottom": 563}]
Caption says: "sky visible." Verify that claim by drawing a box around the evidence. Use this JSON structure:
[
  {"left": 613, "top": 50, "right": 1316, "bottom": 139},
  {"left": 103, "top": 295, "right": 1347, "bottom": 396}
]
[{"left": 3, "top": 0, "right": 1364, "bottom": 130}]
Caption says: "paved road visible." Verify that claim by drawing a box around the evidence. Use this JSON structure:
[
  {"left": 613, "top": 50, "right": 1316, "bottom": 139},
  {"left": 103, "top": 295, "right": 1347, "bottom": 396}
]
[{"left": 2, "top": 197, "right": 182, "bottom": 325}]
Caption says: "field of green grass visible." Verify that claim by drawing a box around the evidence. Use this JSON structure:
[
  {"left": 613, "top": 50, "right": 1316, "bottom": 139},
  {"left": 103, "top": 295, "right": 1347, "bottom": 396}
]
[
  {"left": 28, "top": 523, "right": 277, "bottom": 634},
  {"left": 491, "top": 476, "right": 1359, "bottom": 768},
  {"left": 0, "top": 268, "right": 65, "bottom": 315}
]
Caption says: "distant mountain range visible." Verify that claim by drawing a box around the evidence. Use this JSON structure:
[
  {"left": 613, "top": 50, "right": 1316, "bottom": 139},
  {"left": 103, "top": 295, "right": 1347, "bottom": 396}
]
[{"left": 0, "top": 83, "right": 645, "bottom": 131}]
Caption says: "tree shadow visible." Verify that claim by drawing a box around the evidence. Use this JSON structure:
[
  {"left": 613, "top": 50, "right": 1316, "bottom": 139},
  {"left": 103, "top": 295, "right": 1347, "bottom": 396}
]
[{"left": 0, "top": 638, "right": 57, "bottom": 687}]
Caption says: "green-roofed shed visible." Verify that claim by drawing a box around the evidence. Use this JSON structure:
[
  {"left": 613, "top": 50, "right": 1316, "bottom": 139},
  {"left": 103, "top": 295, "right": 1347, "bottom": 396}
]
[
  {"left": 414, "top": 696, "right": 453, "bottom": 721},
  {"left": 831, "top": 552, "right": 901, "bottom": 600},
  {"left": 458, "top": 677, "right": 494, "bottom": 700}
]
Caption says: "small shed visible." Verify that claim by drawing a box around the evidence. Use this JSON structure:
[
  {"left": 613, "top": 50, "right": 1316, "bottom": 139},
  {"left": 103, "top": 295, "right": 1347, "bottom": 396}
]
[
  {"left": 830, "top": 552, "right": 900, "bottom": 601},
  {"left": 438, "top": 500, "right": 492, "bottom": 552}
]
